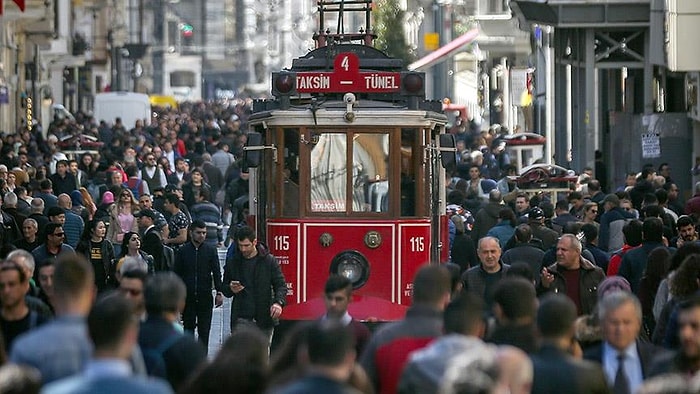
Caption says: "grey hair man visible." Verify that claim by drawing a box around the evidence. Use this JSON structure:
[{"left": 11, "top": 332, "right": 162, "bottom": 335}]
[{"left": 583, "top": 291, "right": 668, "bottom": 394}]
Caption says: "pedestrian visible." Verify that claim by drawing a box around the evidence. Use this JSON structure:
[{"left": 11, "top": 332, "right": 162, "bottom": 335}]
[
  {"left": 461, "top": 236, "right": 510, "bottom": 311},
  {"left": 31, "top": 223, "right": 76, "bottom": 269},
  {"left": 139, "top": 272, "right": 207, "bottom": 390},
  {"left": 360, "top": 264, "right": 451, "bottom": 394},
  {"left": 76, "top": 218, "right": 116, "bottom": 293},
  {"left": 10, "top": 254, "right": 94, "bottom": 384},
  {"left": 43, "top": 293, "right": 172, "bottom": 394},
  {"left": 321, "top": 275, "right": 371, "bottom": 356},
  {"left": 179, "top": 326, "right": 269, "bottom": 394},
  {"left": 173, "top": 220, "right": 224, "bottom": 350},
  {"left": 272, "top": 320, "right": 359, "bottom": 394},
  {"left": 222, "top": 225, "right": 287, "bottom": 346},
  {"left": 583, "top": 291, "right": 669, "bottom": 394},
  {"left": 135, "top": 209, "right": 166, "bottom": 271},
  {"left": 530, "top": 294, "right": 609, "bottom": 394},
  {"left": 398, "top": 292, "right": 488, "bottom": 393},
  {"left": 539, "top": 234, "right": 606, "bottom": 316}
]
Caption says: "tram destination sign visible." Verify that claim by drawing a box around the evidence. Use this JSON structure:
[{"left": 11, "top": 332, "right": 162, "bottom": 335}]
[{"left": 295, "top": 52, "right": 401, "bottom": 94}]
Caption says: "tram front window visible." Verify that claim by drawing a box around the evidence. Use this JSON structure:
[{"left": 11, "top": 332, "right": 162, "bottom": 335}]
[
  {"left": 309, "top": 131, "right": 389, "bottom": 213},
  {"left": 353, "top": 133, "right": 389, "bottom": 212},
  {"left": 310, "top": 133, "right": 348, "bottom": 212}
]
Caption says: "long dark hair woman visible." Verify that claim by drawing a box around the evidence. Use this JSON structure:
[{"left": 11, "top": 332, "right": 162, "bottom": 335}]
[
  {"left": 115, "top": 231, "right": 154, "bottom": 275},
  {"left": 76, "top": 219, "right": 116, "bottom": 293}
]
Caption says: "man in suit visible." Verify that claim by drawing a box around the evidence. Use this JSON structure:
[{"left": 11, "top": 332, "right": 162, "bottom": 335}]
[
  {"left": 43, "top": 293, "right": 172, "bottom": 394},
  {"left": 531, "top": 294, "right": 610, "bottom": 394},
  {"left": 584, "top": 291, "right": 668, "bottom": 394},
  {"left": 136, "top": 209, "right": 165, "bottom": 271}
]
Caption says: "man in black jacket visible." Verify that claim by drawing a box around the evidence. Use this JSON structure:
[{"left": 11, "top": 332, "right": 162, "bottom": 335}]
[
  {"left": 173, "top": 220, "right": 223, "bottom": 350},
  {"left": 222, "top": 225, "right": 287, "bottom": 344},
  {"left": 136, "top": 209, "right": 165, "bottom": 271},
  {"left": 531, "top": 294, "right": 610, "bottom": 394}
]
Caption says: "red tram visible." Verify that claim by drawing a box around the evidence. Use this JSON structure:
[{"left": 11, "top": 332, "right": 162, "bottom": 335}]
[{"left": 243, "top": 0, "right": 455, "bottom": 323}]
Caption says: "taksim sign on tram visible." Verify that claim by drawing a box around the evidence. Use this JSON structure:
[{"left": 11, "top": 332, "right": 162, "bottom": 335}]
[{"left": 295, "top": 52, "right": 402, "bottom": 93}]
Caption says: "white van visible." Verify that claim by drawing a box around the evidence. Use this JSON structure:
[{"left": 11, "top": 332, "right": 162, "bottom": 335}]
[{"left": 93, "top": 92, "right": 151, "bottom": 129}]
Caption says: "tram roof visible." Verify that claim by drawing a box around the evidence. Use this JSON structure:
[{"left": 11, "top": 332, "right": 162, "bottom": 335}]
[{"left": 248, "top": 107, "right": 447, "bottom": 129}]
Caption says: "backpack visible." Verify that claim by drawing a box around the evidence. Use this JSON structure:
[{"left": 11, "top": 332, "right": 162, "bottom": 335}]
[
  {"left": 142, "top": 333, "right": 181, "bottom": 379},
  {"left": 162, "top": 244, "right": 175, "bottom": 270}
]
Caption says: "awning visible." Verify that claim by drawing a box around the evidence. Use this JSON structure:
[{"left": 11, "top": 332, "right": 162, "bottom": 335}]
[{"left": 408, "top": 28, "right": 480, "bottom": 71}]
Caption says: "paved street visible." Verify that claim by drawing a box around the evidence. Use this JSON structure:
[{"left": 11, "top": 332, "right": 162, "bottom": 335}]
[{"left": 201, "top": 247, "right": 232, "bottom": 357}]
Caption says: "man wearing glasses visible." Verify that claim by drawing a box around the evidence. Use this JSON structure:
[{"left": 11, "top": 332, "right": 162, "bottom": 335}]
[
  {"left": 31, "top": 223, "right": 75, "bottom": 269},
  {"left": 138, "top": 153, "right": 167, "bottom": 194}
]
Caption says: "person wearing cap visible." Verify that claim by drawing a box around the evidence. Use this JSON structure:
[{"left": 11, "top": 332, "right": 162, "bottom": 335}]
[
  {"left": 136, "top": 209, "right": 166, "bottom": 271},
  {"left": 31, "top": 223, "right": 75, "bottom": 268},
  {"left": 528, "top": 207, "right": 560, "bottom": 251},
  {"left": 138, "top": 194, "right": 169, "bottom": 239},
  {"left": 599, "top": 193, "right": 636, "bottom": 253}
]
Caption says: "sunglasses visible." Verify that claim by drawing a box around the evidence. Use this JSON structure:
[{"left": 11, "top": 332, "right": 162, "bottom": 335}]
[{"left": 51, "top": 232, "right": 65, "bottom": 237}]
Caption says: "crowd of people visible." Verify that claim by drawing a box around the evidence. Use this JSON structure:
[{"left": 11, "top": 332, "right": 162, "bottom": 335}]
[{"left": 0, "top": 99, "right": 700, "bottom": 393}]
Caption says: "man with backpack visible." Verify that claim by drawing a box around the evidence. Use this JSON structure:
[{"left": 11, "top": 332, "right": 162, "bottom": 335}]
[{"left": 139, "top": 272, "right": 206, "bottom": 391}]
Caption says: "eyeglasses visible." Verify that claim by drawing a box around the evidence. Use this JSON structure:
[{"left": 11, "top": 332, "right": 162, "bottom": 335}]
[
  {"left": 590, "top": 210, "right": 598, "bottom": 214},
  {"left": 51, "top": 232, "right": 65, "bottom": 237}
]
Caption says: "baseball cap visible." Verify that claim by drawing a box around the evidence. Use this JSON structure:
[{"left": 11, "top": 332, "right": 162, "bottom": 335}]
[
  {"left": 528, "top": 207, "right": 545, "bottom": 221},
  {"left": 134, "top": 209, "right": 157, "bottom": 220}
]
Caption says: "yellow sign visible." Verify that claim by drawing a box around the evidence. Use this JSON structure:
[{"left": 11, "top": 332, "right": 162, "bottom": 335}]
[{"left": 424, "top": 33, "right": 440, "bottom": 51}]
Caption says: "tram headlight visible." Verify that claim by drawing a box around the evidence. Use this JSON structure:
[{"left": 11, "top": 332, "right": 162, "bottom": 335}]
[{"left": 330, "top": 251, "right": 370, "bottom": 290}]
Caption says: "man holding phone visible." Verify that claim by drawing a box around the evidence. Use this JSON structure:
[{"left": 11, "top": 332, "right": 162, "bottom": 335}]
[{"left": 222, "top": 226, "right": 287, "bottom": 345}]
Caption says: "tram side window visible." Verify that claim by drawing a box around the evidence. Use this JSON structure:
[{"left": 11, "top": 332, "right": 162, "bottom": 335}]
[
  {"left": 310, "top": 133, "right": 347, "bottom": 212},
  {"left": 352, "top": 133, "right": 389, "bottom": 212},
  {"left": 401, "top": 129, "right": 417, "bottom": 216}
]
